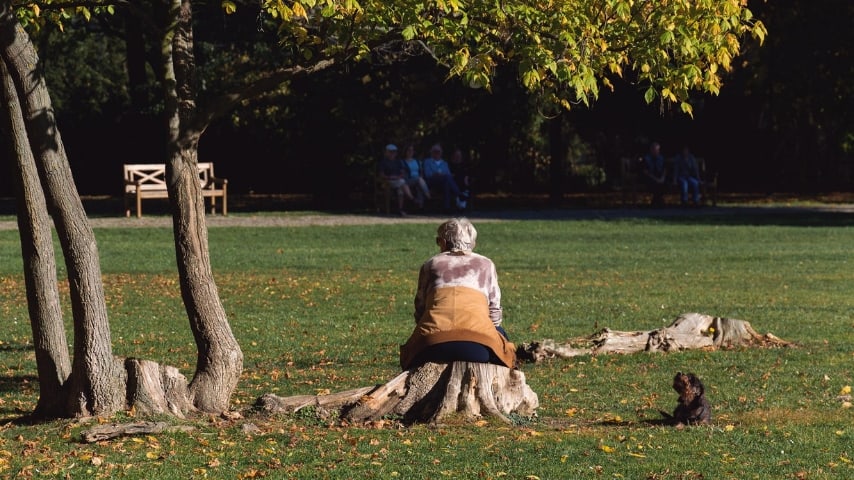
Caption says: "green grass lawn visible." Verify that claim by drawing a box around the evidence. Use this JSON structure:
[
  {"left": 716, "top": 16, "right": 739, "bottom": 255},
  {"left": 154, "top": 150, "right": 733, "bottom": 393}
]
[{"left": 0, "top": 211, "right": 852, "bottom": 479}]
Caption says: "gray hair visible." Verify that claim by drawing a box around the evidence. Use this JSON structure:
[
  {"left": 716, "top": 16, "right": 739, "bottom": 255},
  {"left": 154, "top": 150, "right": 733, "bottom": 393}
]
[{"left": 437, "top": 218, "right": 477, "bottom": 253}]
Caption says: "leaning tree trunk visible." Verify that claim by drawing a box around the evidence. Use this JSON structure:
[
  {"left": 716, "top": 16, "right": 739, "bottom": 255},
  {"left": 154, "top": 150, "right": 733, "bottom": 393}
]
[
  {"left": 0, "top": 54, "right": 71, "bottom": 418},
  {"left": 162, "top": 0, "right": 242, "bottom": 413},
  {"left": 257, "top": 362, "right": 539, "bottom": 425},
  {"left": 0, "top": 5, "right": 125, "bottom": 417}
]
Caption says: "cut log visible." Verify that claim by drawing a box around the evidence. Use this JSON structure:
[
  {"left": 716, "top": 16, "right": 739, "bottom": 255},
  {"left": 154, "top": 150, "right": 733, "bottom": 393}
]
[
  {"left": 517, "top": 313, "right": 792, "bottom": 362},
  {"left": 256, "top": 362, "right": 539, "bottom": 425}
]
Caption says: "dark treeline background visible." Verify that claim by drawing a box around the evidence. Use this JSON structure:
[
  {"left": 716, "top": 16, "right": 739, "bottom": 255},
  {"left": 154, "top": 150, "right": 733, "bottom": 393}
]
[{"left": 2, "top": 1, "right": 851, "bottom": 208}]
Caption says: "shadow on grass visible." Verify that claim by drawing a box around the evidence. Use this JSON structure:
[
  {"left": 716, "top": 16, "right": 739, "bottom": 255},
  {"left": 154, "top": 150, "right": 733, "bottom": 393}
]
[
  {"left": 467, "top": 206, "right": 854, "bottom": 228},
  {"left": 0, "top": 374, "right": 38, "bottom": 394},
  {"left": 0, "top": 375, "right": 41, "bottom": 424}
]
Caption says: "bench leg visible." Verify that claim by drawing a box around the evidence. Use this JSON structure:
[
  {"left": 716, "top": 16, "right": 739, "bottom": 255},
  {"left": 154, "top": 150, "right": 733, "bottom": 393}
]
[{"left": 136, "top": 192, "right": 142, "bottom": 218}]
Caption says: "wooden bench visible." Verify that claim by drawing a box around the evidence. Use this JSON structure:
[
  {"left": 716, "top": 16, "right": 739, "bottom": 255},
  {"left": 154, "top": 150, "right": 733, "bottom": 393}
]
[
  {"left": 618, "top": 156, "right": 644, "bottom": 206},
  {"left": 123, "top": 162, "right": 228, "bottom": 218},
  {"left": 697, "top": 157, "right": 719, "bottom": 206}
]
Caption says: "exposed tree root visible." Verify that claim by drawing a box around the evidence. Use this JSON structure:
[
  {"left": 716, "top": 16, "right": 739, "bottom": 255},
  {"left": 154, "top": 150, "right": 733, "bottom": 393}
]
[
  {"left": 80, "top": 421, "right": 195, "bottom": 443},
  {"left": 516, "top": 313, "right": 792, "bottom": 362},
  {"left": 256, "top": 362, "right": 539, "bottom": 425}
]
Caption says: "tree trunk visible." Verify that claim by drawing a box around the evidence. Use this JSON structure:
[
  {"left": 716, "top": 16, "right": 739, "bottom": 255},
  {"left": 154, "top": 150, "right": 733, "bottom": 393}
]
[
  {"left": 0, "top": 4, "right": 124, "bottom": 417},
  {"left": 162, "top": 0, "right": 242, "bottom": 413},
  {"left": 257, "top": 362, "right": 539, "bottom": 425},
  {"left": 0, "top": 52, "right": 71, "bottom": 418}
]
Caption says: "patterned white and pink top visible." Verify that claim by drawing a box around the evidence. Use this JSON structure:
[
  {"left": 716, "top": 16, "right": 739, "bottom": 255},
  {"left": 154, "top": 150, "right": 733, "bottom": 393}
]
[{"left": 413, "top": 251, "right": 502, "bottom": 327}]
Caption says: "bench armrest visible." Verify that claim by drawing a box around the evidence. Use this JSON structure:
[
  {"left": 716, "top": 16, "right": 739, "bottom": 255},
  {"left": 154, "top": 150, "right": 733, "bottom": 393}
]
[{"left": 207, "top": 176, "right": 228, "bottom": 188}]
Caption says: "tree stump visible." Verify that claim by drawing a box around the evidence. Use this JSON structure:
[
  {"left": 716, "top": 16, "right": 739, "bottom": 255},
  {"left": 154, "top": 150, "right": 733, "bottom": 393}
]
[
  {"left": 517, "top": 313, "right": 791, "bottom": 361},
  {"left": 124, "top": 358, "right": 195, "bottom": 418},
  {"left": 256, "top": 362, "right": 539, "bottom": 425}
]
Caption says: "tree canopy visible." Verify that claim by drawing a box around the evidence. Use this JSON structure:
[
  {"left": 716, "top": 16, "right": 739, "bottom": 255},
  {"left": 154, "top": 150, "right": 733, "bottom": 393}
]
[{"left": 260, "top": 0, "right": 766, "bottom": 116}]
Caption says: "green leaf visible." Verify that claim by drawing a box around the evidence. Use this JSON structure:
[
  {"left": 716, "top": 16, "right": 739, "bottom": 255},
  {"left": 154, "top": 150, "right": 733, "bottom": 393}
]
[
  {"left": 402, "top": 25, "right": 417, "bottom": 41},
  {"left": 643, "top": 86, "right": 656, "bottom": 104},
  {"left": 222, "top": 1, "right": 237, "bottom": 15}
]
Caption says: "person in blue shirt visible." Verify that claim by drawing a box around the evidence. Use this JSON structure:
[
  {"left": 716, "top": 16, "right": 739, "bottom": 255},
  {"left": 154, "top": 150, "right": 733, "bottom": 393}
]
[
  {"left": 422, "top": 144, "right": 465, "bottom": 211},
  {"left": 401, "top": 144, "right": 431, "bottom": 208}
]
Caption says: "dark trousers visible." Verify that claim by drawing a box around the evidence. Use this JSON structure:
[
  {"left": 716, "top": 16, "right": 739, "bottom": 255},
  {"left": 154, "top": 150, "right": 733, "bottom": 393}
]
[{"left": 409, "top": 326, "right": 509, "bottom": 368}]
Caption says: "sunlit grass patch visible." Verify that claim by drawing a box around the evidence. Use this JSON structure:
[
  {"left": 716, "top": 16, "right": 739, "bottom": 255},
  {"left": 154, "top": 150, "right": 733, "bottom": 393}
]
[{"left": 0, "top": 214, "right": 851, "bottom": 478}]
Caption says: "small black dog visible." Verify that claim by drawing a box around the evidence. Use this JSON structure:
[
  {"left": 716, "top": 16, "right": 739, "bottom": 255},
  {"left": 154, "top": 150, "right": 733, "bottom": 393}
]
[{"left": 660, "top": 372, "right": 711, "bottom": 426}]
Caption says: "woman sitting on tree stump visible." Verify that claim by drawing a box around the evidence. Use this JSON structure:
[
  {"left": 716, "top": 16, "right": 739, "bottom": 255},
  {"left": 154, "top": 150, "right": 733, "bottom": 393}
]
[{"left": 400, "top": 218, "right": 517, "bottom": 370}]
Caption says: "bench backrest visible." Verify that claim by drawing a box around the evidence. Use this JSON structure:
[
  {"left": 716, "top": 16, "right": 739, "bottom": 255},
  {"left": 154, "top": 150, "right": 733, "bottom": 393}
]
[{"left": 124, "top": 162, "right": 217, "bottom": 192}]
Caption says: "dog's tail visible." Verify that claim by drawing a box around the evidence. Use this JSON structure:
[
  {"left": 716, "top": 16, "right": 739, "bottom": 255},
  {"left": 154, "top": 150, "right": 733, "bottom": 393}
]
[{"left": 658, "top": 409, "right": 673, "bottom": 419}]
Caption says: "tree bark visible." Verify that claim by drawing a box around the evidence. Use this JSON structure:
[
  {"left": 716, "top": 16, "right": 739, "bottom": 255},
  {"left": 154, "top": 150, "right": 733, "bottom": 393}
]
[
  {"left": 0, "top": 48, "right": 71, "bottom": 419},
  {"left": 161, "top": 0, "right": 242, "bottom": 413},
  {"left": 0, "top": 4, "right": 124, "bottom": 417}
]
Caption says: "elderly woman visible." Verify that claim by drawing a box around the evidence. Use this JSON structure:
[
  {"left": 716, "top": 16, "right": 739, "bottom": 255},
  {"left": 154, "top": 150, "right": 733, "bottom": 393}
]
[{"left": 400, "top": 218, "right": 516, "bottom": 370}]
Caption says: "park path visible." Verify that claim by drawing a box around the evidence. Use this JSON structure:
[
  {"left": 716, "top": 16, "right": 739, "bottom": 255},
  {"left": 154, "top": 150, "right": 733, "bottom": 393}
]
[{"left": 0, "top": 203, "right": 852, "bottom": 231}]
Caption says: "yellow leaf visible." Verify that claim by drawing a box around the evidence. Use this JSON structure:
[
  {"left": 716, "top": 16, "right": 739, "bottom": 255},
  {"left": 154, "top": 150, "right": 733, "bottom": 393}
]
[
  {"left": 725, "top": 424, "right": 735, "bottom": 431},
  {"left": 145, "top": 451, "right": 158, "bottom": 459},
  {"left": 840, "top": 385, "right": 851, "bottom": 395},
  {"left": 292, "top": 2, "right": 308, "bottom": 18},
  {"left": 628, "top": 452, "right": 646, "bottom": 458},
  {"left": 600, "top": 445, "right": 615, "bottom": 453}
]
